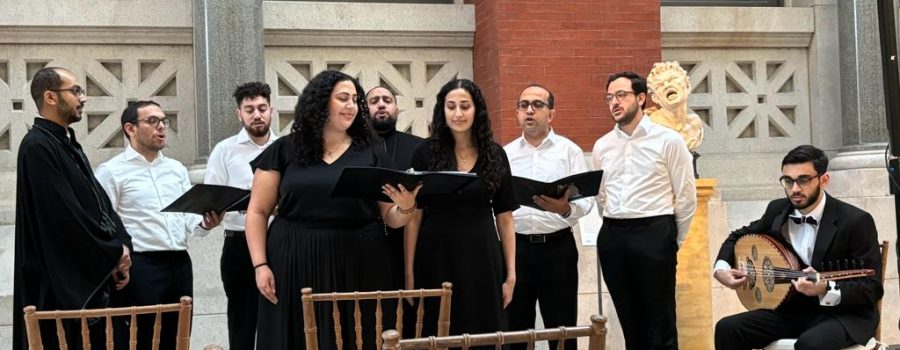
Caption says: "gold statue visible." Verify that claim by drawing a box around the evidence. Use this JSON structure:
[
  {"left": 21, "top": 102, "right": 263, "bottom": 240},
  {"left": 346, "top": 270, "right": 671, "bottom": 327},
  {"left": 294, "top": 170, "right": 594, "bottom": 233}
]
[{"left": 645, "top": 61, "right": 704, "bottom": 152}]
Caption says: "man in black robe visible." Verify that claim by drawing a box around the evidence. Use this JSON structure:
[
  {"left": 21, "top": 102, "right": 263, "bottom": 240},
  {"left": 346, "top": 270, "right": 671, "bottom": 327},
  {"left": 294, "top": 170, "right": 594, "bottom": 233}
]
[
  {"left": 13, "top": 67, "right": 133, "bottom": 350},
  {"left": 365, "top": 85, "right": 424, "bottom": 335},
  {"left": 366, "top": 86, "right": 424, "bottom": 171}
]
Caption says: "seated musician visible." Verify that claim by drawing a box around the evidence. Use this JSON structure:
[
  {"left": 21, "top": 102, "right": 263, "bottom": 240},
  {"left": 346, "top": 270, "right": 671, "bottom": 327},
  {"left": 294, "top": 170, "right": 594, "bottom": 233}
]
[{"left": 713, "top": 145, "right": 883, "bottom": 350}]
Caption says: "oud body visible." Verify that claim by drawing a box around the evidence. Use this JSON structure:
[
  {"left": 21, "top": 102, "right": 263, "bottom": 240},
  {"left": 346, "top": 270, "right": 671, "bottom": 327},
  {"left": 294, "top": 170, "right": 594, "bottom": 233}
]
[{"left": 733, "top": 234, "right": 874, "bottom": 310}]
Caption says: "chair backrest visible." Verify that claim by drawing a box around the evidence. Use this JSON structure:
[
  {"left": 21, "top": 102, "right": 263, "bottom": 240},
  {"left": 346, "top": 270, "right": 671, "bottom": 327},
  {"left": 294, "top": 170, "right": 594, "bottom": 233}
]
[
  {"left": 381, "top": 315, "right": 608, "bottom": 350},
  {"left": 302, "top": 282, "right": 453, "bottom": 350},
  {"left": 23, "top": 296, "right": 193, "bottom": 350},
  {"left": 876, "top": 240, "right": 889, "bottom": 341}
]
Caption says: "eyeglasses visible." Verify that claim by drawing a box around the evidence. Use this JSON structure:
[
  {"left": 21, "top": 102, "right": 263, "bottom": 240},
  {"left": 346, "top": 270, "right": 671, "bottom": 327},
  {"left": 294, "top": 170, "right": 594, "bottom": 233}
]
[
  {"left": 605, "top": 90, "right": 636, "bottom": 105},
  {"left": 50, "top": 86, "right": 86, "bottom": 97},
  {"left": 516, "top": 100, "right": 549, "bottom": 111},
  {"left": 778, "top": 174, "right": 820, "bottom": 189},
  {"left": 134, "top": 116, "right": 170, "bottom": 128}
]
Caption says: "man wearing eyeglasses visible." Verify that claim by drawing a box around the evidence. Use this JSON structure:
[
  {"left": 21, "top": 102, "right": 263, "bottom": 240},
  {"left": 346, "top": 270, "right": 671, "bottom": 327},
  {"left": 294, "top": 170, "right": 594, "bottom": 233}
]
[
  {"left": 504, "top": 84, "right": 594, "bottom": 350},
  {"left": 95, "top": 100, "right": 222, "bottom": 350},
  {"left": 713, "top": 145, "right": 882, "bottom": 350},
  {"left": 14, "top": 67, "right": 134, "bottom": 350},
  {"left": 591, "top": 71, "right": 696, "bottom": 349}
]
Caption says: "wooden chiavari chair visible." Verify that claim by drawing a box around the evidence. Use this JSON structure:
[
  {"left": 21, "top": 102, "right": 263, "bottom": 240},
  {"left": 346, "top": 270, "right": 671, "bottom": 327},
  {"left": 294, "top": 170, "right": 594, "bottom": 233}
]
[
  {"left": 382, "top": 315, "right": 608, "bottom": 350},
  {"left": 301, "top": 282, "right": 452, "bottom": 350},
  {"left": 23, "top": 296, "right": 192, "bottom": 350}
]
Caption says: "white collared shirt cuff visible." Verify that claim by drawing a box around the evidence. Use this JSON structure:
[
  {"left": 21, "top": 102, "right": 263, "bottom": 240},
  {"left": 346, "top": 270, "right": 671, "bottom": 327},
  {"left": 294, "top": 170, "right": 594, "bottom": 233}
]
[
  {"left": 713, "top": 260, "right": 732, "bottom": 275},
  {"left": 819, "top": 281, "right": 841, "bottom": 306}
]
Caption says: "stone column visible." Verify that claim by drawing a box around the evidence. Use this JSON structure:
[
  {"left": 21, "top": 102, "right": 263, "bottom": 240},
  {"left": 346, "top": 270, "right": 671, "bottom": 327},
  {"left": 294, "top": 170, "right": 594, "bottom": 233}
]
[
  {"left": 192, "top": 0, "right": 265, "bottom": 160},
  {"left": 829, "top": 0, "right": 899, "bottom": 337},
  {"left": 675, "top": 179, "right": 716, "bottom": 350},
  {"left": 837, "top": 0, "right": 890, "bottom": 152}
]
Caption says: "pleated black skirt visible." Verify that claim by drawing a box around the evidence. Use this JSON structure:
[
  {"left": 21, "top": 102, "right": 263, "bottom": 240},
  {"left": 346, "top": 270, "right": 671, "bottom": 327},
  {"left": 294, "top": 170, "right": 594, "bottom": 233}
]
[{"left": 256, "top": 218, "right": 397, "bottom": 350}]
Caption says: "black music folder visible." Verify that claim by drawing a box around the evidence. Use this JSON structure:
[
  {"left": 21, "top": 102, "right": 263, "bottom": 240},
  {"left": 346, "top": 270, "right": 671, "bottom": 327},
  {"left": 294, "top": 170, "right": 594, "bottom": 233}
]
[
  {"left": 513, "top": 170, "right": 603, "bottom": 210},
  {"left": 331, "top": 166, "right": 479, "bottom": 202},
  {"left": 161, "top": 184, "right": 250, "bottom": 215}
]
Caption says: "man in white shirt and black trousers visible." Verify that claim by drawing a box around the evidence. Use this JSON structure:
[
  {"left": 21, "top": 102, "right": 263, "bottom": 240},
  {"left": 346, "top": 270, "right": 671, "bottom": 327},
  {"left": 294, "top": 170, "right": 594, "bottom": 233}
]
[
  {"left": 504, "top": 84, "right": 594, "bottom": 350},
  {"left": 204, "top": 82, "right": 278, "bottom": 350},
  {"left": 96, "top": 100, "right": 222, "bottom": 350},
  {"left": 592, "top": 71, "right": 696, "bottom": 350}
]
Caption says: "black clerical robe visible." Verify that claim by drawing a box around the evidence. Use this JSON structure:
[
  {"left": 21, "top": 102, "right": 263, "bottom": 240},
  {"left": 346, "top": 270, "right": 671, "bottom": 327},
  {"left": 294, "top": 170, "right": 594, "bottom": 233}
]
[
  {"left": 13, "top": 117, "right": 132, "bottom": 350},
  {"left": 377, "top": 129, "right": 424, "bottom": 291},
  {"left": 379, "top": 129, "right": 424, "bottom": 172}
]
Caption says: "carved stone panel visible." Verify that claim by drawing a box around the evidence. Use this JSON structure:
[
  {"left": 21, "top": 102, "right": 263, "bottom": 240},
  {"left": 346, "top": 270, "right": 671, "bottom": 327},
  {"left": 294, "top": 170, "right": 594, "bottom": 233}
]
[
  {"left": 662, "top": 48, "right": 810, "bottom": 154},
  {"left": 265, "top": 47, "right": 473, "bottom": 138},
  {"left": 0, "top": 45, "right": 196, "bottom": 168}
]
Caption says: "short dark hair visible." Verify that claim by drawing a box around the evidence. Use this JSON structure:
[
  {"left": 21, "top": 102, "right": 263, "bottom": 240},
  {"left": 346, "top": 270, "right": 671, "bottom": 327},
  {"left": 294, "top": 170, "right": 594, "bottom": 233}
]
[
  {"left": 366, "top": 85, "right": 396, "bottom": 100},
  {"left": 121, "top": 100, "right": 161, "bottom": 140},
  {"left": 782, "top": 145, "right": 828, "bottom": 174},
  {"left": 606, "top": 71, "right": 648, "bottom": 108},
  {"left": 30, "top": 67, "right": 65, "bottom": 110},
  {"left": 233, "top": 81, "right": 271, "bottom": 106},
  {"left": 523, "top": 83, "right": 555, "bottom": 109}
]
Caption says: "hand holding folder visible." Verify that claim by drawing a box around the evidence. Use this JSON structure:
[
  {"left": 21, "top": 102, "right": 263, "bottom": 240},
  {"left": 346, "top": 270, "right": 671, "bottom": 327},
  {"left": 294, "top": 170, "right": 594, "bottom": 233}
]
[
  {"left": 331, "top": 166, "right": 479, "bottom": 202},
  {"left": 161, "top": 184, "right": 251, "bottom": 215},
  {"left": 513, "top": 170, "right": 603, "bottom": 211}
]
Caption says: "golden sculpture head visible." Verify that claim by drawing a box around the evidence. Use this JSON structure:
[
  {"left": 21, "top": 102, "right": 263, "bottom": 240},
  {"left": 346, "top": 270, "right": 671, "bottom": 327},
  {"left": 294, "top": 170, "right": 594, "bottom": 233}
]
[{"left": 647, "top": 61, "right": 691, "bottom": 110}]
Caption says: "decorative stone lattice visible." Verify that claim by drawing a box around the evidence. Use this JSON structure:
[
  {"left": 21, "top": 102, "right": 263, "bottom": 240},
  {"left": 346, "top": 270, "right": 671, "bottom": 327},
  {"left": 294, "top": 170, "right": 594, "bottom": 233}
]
[
  {"left": 0, "top": 45, "right": 196, "bottom": 168},
  {"left": 662, "top": 49, "right": 810, "bottom": 153},
  {"left": 265, "top": 47, "right": 473, "bottom": 138}
]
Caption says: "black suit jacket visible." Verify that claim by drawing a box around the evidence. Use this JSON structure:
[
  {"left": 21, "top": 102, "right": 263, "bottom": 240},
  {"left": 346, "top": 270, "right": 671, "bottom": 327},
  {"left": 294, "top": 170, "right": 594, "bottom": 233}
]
[{"left": 715, "top": 193, "right": 883, "bottom": 344}]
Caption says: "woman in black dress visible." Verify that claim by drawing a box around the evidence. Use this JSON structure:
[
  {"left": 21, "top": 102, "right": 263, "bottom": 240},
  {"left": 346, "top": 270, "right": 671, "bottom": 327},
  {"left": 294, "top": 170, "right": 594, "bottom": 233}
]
[
  {"left": 404, "top": 79, "right": 519, "bottom": 336},
  {"left": 245, "top": 71, "right": 421, "bottom": 350}
]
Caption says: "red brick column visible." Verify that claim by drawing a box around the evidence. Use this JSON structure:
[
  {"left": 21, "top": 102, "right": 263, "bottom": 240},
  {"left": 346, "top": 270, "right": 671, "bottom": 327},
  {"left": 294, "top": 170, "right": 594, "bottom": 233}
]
[{"left": 469, "top": 0, "right": 662, "bottom": 149}]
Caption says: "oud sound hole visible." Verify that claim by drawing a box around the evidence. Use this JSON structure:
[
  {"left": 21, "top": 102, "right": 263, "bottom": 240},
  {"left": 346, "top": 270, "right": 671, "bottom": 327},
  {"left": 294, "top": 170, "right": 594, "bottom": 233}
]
[
  {"left": 745, "top": 258, "right": 757, "bottom": 289},
  {"left": 763, "top": 257, "right": 775, "bottom": 292},
  {"left": 752, "top": 245, "right": 758, "bottom": 261},
  {"left": 754, "top": 287, "right": 762, "bottom": 303}
]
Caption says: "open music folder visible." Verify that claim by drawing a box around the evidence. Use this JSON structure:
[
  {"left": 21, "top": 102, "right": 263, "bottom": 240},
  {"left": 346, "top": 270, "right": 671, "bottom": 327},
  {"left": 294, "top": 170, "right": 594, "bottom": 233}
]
[
  {"left": 512, "top": 170, "right": 603, "bottom": 210},
  {"left": 161, "top": 184, "right": 251, "bottom": 215},
  {"left": 331, "top": 166, "right": 480, "bottom": 202}
]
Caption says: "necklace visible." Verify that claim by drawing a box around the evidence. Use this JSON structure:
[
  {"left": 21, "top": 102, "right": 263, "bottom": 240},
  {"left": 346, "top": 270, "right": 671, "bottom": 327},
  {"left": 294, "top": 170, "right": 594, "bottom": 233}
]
[{"left": 325, "top": 138, "right": 351, "bottom": 157}]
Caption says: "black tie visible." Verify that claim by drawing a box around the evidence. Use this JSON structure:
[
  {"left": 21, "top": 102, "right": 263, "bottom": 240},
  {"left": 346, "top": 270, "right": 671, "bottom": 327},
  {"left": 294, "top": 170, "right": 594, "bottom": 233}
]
[{"left": 790, "top": 215, "right": 817, "bottom": 226}]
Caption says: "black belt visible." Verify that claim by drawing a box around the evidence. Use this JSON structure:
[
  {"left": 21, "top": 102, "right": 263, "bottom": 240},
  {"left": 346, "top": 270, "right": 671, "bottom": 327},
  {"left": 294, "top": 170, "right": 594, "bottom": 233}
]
[
  {"left": 516, "top": 227, "right": 572, "bottom": 244},
  {"left": 224, "top": 230, "right": 245, "bottom": 238},
  {"left": 603, "top": 214, "right": 673, "bottom": 228}
]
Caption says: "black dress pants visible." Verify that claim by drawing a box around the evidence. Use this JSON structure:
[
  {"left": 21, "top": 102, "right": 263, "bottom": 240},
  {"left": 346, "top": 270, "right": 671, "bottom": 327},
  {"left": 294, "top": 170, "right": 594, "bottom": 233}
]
[
  {"left": 127, "top": 250, "right": 193, "bottom": 350},
  {"left": 508, "top": 227, "right": 579, "bottom": 350},
  {"left": 596, "top": 215, "right": 678, "bottom": 350},
  {"left": 715, "top": 309, "right": 857, "bottom": 350},
  {"left": 221, "top": 231, "right": 258, "bottom": 350}
]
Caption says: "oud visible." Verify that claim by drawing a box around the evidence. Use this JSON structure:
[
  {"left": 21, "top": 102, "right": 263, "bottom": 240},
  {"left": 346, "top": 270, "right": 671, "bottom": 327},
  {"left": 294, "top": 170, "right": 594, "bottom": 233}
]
[{"left": 733, "top": 234, "right": 874, "bottom": 310}]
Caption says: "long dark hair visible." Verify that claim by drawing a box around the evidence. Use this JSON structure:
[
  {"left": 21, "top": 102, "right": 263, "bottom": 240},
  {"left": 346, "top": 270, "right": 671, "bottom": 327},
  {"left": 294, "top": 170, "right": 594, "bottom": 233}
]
[
  {"left": 429, "top": 79, "right": 505, "bottom": 191},
  {"left": 291, "top": 70, "right": 374, "bottom": 166}
]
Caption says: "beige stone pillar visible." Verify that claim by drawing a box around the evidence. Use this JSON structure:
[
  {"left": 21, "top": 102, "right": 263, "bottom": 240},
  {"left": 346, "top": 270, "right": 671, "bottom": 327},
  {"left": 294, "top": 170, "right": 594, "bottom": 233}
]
[{"left": 676, "top": 179, "right": 716, "bottom": 350}]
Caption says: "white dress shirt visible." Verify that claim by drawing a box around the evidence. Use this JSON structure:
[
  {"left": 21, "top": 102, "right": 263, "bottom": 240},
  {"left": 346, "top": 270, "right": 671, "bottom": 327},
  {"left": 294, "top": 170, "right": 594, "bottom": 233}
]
[
  {"left": 203, "top": 128, "right": 278, "bottom": 231},
  {"left": 504, "top": 130, "right": 595, "bottom": 234},
  {"left": 591, "top": 116, "right": 697, "bottom": 246},
  {"left": 95, "top": 145, "right": 208, "bottom": 252},
  {"left": 713, "top": 195, "right": 841, "bottom": 306}
]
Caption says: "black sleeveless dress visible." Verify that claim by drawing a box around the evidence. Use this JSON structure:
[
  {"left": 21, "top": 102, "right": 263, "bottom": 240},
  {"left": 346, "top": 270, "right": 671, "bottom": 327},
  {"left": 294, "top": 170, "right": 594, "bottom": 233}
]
[
  {"left": 409, "top": 140, "right": 519, "bottom": 337},
  {"left": 252, "top": 136, "right": 397, "bottom": 350}
]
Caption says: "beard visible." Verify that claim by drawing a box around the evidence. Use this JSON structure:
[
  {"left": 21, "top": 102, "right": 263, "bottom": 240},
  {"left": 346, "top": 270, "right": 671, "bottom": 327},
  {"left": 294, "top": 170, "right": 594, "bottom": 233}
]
[
  {"left": 790, "top": 184, "right": 821, "bottom": 211},
  {"left": 372, "top": 116, "right": 397, "bottom": 134},
  {"left": 616, "top": 103, "right": 639, "bottom": 126},
  {"left": 60, "top": 98, "right": 83, "bottom": 124},
  {"left": 243, "top": 121, "right": 269, "bottom": 138}
]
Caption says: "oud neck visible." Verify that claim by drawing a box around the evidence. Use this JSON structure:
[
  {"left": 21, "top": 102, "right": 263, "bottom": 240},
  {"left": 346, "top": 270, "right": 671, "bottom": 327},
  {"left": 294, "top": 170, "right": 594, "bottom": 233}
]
[{"left": 806, "top": 269, "right": 874, "bottom": 283}]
